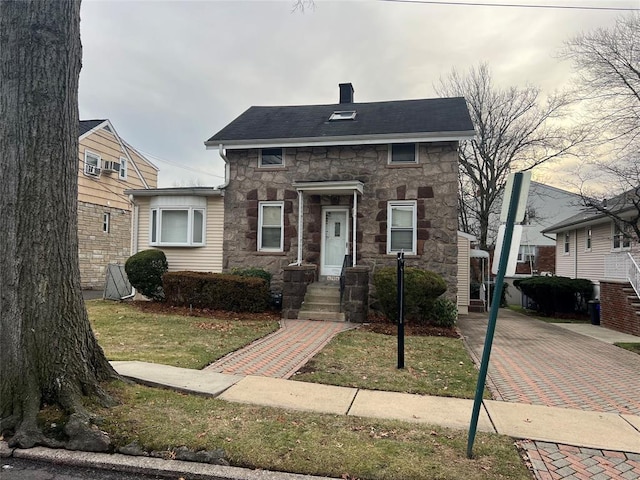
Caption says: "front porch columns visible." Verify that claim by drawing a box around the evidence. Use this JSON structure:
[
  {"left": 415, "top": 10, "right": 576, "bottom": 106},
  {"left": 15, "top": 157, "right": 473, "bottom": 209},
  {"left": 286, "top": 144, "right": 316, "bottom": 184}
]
[
  {"left": 352, "top": 190, "right": 357, "bottom": 267},
  {"left": 297, "top": 190, "right": 303, "bottom": 265}
]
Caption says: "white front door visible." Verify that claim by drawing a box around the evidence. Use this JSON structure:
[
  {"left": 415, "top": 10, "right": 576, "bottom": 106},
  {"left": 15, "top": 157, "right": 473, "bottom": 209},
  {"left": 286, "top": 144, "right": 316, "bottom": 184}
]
[{"left": 321, "top": 208, "right": 349, "bottom": 276}]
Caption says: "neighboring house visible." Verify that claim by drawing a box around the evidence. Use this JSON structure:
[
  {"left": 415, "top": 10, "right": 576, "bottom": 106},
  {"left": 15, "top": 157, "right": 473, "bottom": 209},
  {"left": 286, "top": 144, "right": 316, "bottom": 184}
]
[
  {"left": 205, "top": 83, "right": 475, "bottom": 321},
  {"left": 489, "top": 181, "right": 585, "bottom": 276},
  {"left": 125, "top": 187, "right": 224, "bottom": 273},
  {"left": 78, "top": 120, "right": 158, "bottom": 289},
  {"left": 543, "top": 188, "right": 640, "bottom": 336}
]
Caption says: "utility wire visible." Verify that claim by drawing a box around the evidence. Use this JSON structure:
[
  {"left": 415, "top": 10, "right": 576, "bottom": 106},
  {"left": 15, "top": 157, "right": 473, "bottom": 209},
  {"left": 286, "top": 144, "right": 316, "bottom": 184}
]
[
  {"left": 381, "top": 0, "right": 639, "bottom": 11},
  {"left": 136, "top": 149, "right": 225, "bottom": 179}
]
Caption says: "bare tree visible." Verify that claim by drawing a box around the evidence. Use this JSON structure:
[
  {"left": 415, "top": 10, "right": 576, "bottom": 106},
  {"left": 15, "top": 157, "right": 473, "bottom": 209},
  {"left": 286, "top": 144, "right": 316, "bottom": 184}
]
[
  {"left": 436, "top": 64, "right": 588, "bottom": 248},
  {"left": 0, "top": 0, "right": 117, "bottom": 449},
  {"left": 563, "top": 13, "right": 640, "bottom": 237},
  {"left": 562, "top": 13, "right": 639, "bottom": 156}
]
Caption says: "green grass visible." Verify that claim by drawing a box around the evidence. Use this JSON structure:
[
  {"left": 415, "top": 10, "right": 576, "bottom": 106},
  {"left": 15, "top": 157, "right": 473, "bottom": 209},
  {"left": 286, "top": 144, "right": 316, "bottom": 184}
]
[
  {"left": 615, "top": 342, "right": 640, "bottom": 355},
  {"left": 70, "top": 381, "right": 530, "bottom": 480},
  {"left": 87, "top": 300, "right": 279, "bottom": 369},
  {"left": 293, "top": 330, "right": 482, "bottom": 398}
]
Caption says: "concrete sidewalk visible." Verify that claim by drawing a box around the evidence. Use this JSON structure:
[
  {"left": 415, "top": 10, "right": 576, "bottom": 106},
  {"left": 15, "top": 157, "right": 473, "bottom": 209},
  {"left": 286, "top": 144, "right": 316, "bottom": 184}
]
[{"left": 112, "top": 361, "right": 640, "bottom": 454}]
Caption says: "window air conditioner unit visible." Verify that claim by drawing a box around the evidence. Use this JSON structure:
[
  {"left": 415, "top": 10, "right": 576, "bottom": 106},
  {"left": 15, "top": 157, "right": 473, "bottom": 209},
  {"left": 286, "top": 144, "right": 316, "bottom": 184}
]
[
  {"left": 102, "top": 160, "right": 120, "bottom": 173},
  {"left": 86, "top": 164, "right": 101, "bottom": 176}
]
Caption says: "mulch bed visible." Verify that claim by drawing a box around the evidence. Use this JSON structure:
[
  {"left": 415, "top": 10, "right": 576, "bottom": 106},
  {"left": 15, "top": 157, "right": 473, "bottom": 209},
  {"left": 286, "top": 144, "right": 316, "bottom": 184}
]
[
  {"left": 127, "top": 301, "right": 458, "bottom": 337},
  {"left": 129, "top": 301, "right": 281, "bottom": 322}
]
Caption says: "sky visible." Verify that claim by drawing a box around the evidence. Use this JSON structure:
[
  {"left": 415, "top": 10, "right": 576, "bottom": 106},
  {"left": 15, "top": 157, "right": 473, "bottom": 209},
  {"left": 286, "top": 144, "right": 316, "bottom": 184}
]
[{"left": 78, "top": 0, "right": 638, "bottom": 189}]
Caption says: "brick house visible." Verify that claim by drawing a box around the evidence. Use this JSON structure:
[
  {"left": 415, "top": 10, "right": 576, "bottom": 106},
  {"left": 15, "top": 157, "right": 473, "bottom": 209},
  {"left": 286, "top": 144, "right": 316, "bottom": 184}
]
[
  {"left": 205, "top": 84, "right": 474, "bottom": 321},
  {"left": 542, "top": 188, "right": 640, "bottom": 335},
  {"left": 78, "top": 120, "right": 158, "bottom": 289}
]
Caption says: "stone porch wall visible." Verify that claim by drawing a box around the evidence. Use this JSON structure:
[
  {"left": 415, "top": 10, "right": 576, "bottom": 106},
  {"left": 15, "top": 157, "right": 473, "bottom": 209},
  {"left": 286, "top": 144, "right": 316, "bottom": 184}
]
[
  {"left": 78, "top": 201, "right": 131, "bottom": 289},
  {"left": 223, "top": 143, "right": 459, "bottom": 300}
]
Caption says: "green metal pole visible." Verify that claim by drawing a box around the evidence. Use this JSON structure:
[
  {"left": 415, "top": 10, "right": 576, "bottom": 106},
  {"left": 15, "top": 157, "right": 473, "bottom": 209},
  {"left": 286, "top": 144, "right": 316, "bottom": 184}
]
[{"left": 466, "top": 173, "right": 523, "bottom": 459}]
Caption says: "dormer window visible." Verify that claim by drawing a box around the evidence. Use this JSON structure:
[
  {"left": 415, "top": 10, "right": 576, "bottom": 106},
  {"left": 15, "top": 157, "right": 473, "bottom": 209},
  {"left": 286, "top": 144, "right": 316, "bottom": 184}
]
[
  {"left": 329, "top": 110, "right": 357, "bottom": 121},
  {"left": 259, "top": 148, "right": 284, "bottom": 168}
]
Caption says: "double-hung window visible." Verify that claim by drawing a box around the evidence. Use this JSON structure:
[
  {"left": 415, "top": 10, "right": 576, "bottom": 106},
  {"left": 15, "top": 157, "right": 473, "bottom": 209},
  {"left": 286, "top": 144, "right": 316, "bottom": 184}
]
[
  {"left": 387, "top": 201, "right": 417, "bottom": 255},
  {"left": 388, "top": 143, "right": 417, "bottom": 164},
  {"left": 119, "top": 157, "right": 128, "bottom": 180},
  {"left": 517, "top": 245, "right": 535, "bottom": 263},
  {"left": 585, "top": 227, "right": 592, "bottom": 251},
  {"left": 563, "top": 233, "right": 570, "bottom": 254},
  {"left": 84, "top": 150, "right": 101, "bottom": 176},
  {"left": 258, "top": 202, "right": 284, "bottom": 252},
  {"left": 259, "top": 148, "right": 284, "bottom": 168},
  {"left": 612, "top": 223, "right": 631, "bottom": 251},
  {"left": 150, "top": 197, "right": 205, "bottom": 247}
]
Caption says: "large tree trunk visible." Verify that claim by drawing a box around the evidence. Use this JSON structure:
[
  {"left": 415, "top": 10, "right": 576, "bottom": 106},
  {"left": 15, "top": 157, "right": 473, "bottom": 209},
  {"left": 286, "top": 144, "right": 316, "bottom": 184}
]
[{"left": 0, "top": 0, "right": 117, "bottom": 449}]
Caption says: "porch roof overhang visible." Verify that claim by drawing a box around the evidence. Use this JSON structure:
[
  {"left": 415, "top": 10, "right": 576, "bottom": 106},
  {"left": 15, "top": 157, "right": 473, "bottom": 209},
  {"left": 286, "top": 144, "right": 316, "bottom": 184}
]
[{"left": 292, "top": 180, "right": 364, "bottom": 196}]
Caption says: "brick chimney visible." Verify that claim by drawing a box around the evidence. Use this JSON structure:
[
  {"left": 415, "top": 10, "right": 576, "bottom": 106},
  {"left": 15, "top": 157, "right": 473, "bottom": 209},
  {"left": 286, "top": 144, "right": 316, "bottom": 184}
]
[{"left": 339, "top": 83, "right": 354, "bottom": 104}]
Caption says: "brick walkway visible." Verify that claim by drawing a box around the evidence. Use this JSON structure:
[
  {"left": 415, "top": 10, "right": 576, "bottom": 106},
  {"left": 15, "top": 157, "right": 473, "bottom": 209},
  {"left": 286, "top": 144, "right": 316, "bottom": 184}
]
[
  {"left": 458, "top": 312, "right": 640, "bottom": 416},
  {"left": 459, "top": 312, "right": 640, "bottom": 479},
  {"left": 518, "top": 441, "right": 640, "bottom": 480},
  {"left": 205, "top": 319, "right": 356, "bottom": 378}
]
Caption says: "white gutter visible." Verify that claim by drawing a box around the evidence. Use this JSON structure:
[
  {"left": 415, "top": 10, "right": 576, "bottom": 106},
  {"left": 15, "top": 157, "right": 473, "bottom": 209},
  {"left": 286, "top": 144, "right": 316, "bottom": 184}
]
[{"left": 217, "top": 144, "right": 230, "bottom": 190}]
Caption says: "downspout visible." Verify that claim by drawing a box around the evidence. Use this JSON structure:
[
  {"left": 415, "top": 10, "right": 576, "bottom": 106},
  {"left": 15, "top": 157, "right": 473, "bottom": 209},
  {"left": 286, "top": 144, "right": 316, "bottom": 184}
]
[
  {"left": 218, "top": 144, "right": 230, "bottom": 190},
  {"left": 121, "top": 195, "right": 138, "bottom": 300},
  {"left": 296, "top": 191, "right": 303, "bottom": 265},
  {"left": 574, "top": 228, "right": 578, "bottom": 279}
]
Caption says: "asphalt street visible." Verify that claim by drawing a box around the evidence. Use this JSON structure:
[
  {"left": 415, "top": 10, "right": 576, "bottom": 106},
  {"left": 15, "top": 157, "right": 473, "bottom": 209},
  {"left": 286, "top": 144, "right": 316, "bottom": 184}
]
[{"left": 1, "top": 458, "right": 177, "bottom": 480}]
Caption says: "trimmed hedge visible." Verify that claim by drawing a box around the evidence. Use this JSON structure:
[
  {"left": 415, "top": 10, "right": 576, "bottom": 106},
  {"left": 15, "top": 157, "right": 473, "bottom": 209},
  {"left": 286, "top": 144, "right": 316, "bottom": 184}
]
[
  {"left": 125, "top": 249, "right": 168, "bottom": 301},
  {"left": 429, "top": 297, "right": 458, "bottom": 328},
  {"left": 230, "top": 267, "right": 272, "bottom": 287},
  {"left": 373, "top": 266, "right": 447, "bottom": 325},
  {"left": 514, "top": 276, "right": 593, "bottom": 316},
  {"left": 163, "top": 271, "right": 270, "bottom": 312}
]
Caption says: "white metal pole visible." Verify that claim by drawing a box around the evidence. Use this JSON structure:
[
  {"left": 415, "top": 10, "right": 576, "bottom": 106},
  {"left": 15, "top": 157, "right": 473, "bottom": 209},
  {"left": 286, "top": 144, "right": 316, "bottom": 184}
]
[
  {"left": 297, "top": 191, "right": 303, "bottom": 265},
  {"left": 352, "top": 190, "right": 357, "bottom": 267}
]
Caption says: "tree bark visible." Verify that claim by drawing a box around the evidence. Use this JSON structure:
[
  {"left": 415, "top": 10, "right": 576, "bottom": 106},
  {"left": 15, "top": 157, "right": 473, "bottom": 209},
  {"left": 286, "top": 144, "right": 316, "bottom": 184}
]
[{"left": 0, "top": 0, "right": 117, "bottom": 449}]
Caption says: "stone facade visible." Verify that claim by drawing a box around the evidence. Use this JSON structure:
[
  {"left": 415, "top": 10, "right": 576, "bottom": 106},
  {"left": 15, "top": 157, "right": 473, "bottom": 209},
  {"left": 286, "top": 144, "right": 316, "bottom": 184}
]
[
  {"left": 342, "top": 266, "right": 370, "bottom": 323},
  {"left": 78, "top": 201, "right": 131, "bottom": 289},
  {"left": 282, "top": 264, "right": 317, "bottom": 319},
  {"left": 223, "top": 143, "right": 460, "bottom": 302}
]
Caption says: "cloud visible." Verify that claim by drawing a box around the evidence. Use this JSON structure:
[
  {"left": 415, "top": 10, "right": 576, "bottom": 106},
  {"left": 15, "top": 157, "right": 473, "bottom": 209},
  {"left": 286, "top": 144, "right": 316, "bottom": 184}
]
[{"left": 79, "top": 0, "right": 636, "bottom": 187}]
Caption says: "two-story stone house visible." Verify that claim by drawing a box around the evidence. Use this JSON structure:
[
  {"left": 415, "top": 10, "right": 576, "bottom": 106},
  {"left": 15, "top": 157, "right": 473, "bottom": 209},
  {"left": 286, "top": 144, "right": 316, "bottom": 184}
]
[
  {"left": 205, "top": 84, "right": 474, "bottom": 321},
  {"left": 78, "top": 119, "right": 158, "bottom": 289}
]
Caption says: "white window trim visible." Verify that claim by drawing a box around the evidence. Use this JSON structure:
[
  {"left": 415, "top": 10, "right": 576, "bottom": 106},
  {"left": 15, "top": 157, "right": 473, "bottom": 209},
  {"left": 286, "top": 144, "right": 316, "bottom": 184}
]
[
  {"left": 258, "top": 201, "right": 284, "bottom": 252},
  {"left": 387, "top": 200, "right": 417, "bottom": 255},
  {"left": 103, "top": 212, "right": 110, "bottom": 233},
  {"left": 563, "top": 232, "right": 570, "bottom": 255},
  {"left": 517, "top": 245, "right": 535, "bottom": 263},
  {"left": 258, "top": 148, "right": 285, "bottom": 168},
  {"left": 585, "top": 227, "right": 592, "bottom": 252},
  {"left": 387, "top": 143, "right": 418, "bottom": 165},
  {"left": 84, "top": 150, "right": 101, "bottom": 176},
  {"left": 149, "top": 207, "right": 206, "bottom": 247},
  {"left": 612, "top": 222, "right": 631, "bottom": 252},
  {"left": 119, "top": 156, "right": 128, "bottom": 180}
]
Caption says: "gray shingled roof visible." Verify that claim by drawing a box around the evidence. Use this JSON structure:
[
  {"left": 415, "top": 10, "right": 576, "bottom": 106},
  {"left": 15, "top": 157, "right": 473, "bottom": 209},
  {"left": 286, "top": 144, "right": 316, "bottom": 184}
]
[
  {"left": 206, "top": 97, "right": 474, "bottom": 147},
  {"left": 542, "top": 188, "right": 639, "bottom": 233},
  {"left": 79, "top": 119, "right": 107, "bottom": 137}
]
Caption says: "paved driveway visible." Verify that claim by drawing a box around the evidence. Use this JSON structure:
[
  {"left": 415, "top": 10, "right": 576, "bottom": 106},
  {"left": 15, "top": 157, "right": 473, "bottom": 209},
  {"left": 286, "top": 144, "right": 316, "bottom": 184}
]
[{"left": 458, "top": 311, "right": 640, "bottom": 416}]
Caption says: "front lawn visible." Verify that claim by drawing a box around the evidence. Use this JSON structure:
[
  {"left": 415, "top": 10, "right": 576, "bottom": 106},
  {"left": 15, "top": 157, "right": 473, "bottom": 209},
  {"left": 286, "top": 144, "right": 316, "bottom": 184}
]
[
  {"left": 293, "top": 329, "right": 482, "bottom": 398},
  {"left": 616, "top": 342, "right": 640, "bottom": 355},
  {"left": 88, "top": 300, "right": 279, "bottom": 369},
  {"left": 56, "top": 381, "right": 530, "bottom": 480}
]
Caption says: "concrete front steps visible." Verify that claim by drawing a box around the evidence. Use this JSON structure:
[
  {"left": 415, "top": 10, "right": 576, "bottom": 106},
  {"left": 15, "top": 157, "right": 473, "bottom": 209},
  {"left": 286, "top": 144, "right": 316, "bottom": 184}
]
[
  {"left": 469, "top": 298, "right": 486, "bottom": 313},
  {"left": 297, "top": 281, "right": 345, "bottom": 322}
]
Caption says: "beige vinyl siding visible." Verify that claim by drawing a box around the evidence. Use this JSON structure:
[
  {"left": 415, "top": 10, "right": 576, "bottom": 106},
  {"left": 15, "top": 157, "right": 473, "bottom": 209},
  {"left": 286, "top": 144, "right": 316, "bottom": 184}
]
[
  {"left": 134, "top": 196, "right": 223, "bottom": 273},
  {"left": 456, "top": 232, "right": 470, "bottom": 314},
  {"left": 78, "top": 127, "right": 157, "bottom": 210},
  {"left": 555, "top": 230, "right": 576, "bottom": 278}
]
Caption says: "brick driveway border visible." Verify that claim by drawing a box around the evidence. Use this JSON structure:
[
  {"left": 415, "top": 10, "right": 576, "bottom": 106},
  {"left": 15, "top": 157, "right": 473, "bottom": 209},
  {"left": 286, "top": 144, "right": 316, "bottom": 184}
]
[
  {"left": 457, "top": 311, "right": 640, "bottom": 416},
  {"left": 518, "top": 440, "right": 640, "bottom": 480},
  {"left": 205, "top": 319, "right": 356, "bottom": 378}
]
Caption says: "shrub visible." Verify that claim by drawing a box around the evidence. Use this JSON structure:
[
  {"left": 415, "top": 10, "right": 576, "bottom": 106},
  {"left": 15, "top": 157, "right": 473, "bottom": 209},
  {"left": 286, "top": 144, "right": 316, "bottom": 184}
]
[
  {"left": 231, "top": 267, "right": 272, "bottom": 287},
  {"left": 124, "top": 249, "right": 168, "bottom": 301},
  {"left": 515, "top": 276, "right": 593, "bottom": 316},
  {"left": 163, "top": 271, "right": 270, "bottom": 312},
  {"left": 429, "top": 296, "right": 458, "bottom": 328},
  {"left": 373, "top": 266, "right": 447, "bottom": 325}
]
